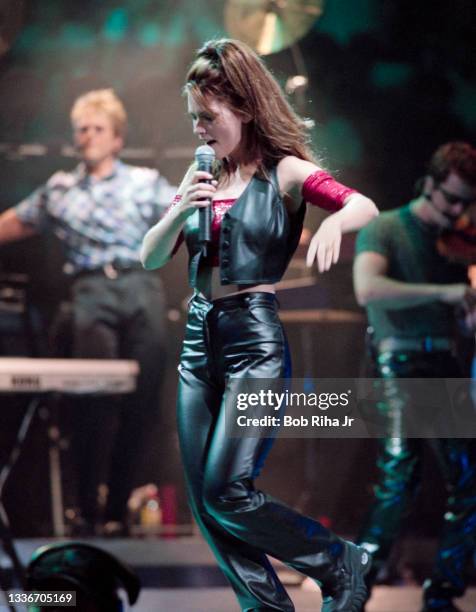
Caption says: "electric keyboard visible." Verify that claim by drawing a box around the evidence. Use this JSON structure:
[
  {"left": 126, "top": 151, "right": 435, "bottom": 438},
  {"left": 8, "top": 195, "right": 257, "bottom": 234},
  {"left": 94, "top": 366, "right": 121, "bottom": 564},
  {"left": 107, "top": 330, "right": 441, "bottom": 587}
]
[{"left": 0, "top": 358, "right": 139, "bottom": 394}]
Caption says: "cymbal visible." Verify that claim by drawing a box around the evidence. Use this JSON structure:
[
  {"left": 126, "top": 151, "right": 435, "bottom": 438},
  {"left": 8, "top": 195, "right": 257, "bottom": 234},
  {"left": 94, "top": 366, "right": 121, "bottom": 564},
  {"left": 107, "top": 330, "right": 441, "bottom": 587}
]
[
  {"left": 224, "top": 0, "right": 324, "bottom": 55},
  {"left": 279, "top": 309, "right": 365, "bottom": 323}
]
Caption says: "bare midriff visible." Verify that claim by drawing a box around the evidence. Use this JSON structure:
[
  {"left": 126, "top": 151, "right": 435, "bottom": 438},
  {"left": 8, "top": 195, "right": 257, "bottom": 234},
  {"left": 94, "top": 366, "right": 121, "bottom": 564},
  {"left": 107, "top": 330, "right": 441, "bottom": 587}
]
[{"left": 195, "top": 265, "right": 275, "bottom": 301}]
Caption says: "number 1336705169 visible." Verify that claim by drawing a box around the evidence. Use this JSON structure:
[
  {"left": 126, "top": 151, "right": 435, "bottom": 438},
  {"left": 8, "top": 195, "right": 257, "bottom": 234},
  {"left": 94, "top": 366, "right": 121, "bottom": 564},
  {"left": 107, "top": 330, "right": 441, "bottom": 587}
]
[{"left": 6, "top": 591, "right": 76, "bottom": 606}]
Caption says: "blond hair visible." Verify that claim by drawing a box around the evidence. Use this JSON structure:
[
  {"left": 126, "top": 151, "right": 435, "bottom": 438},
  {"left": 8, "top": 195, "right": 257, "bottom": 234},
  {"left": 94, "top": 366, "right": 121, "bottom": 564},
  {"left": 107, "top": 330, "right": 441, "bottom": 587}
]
[{"left": 70, "top": 89, "right": 127, "bottom": 137}]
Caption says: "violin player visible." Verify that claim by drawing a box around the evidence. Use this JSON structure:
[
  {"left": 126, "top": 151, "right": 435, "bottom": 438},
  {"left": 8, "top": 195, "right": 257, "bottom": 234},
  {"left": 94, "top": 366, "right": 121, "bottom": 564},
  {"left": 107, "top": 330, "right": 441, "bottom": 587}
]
[{"left": 353, "top": 141, "right": 476, "bottom": 612}]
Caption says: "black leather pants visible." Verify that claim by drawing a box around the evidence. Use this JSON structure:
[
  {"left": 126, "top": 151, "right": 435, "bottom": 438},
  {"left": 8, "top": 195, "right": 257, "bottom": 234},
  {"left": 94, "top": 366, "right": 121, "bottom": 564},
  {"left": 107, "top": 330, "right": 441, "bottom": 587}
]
[
  {"left": 357, "top": 350, "right": 476, "bottom": 601},
  {"left": 177, "top": 292, "right": 347, "bottom": 612}
]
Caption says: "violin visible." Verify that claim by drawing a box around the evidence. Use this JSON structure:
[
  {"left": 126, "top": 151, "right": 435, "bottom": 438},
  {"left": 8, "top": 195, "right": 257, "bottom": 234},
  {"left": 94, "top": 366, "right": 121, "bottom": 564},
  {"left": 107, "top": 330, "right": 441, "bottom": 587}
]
[{"left": 437, "top": 214, "right": 476, "bottom": 265}]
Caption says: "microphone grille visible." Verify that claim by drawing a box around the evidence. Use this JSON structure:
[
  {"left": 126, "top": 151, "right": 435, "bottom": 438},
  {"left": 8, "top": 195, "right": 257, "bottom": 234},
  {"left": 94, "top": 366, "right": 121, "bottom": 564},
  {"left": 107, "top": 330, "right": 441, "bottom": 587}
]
[{"left": 195, "top": 144, "right": 216, "bottom": 161}]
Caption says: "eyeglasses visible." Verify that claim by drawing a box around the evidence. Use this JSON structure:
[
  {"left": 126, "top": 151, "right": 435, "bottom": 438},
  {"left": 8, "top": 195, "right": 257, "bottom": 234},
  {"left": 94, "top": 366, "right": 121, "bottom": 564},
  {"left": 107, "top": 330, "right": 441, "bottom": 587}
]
[{"left": 437, "top": 185, "right": 476, "bottom": 208}]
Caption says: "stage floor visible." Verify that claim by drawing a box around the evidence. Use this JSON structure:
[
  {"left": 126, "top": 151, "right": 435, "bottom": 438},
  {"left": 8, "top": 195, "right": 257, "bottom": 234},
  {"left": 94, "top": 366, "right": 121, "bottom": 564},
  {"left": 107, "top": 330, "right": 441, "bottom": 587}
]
[
  {"left": 133, "top": 586, "right": 476, "bottom": 612},
  {"left": 2, "top": 586, "right": 475, "bottom": 612},
  {"left": 5, "top": 537, "right": 476, "bottom": 611}
]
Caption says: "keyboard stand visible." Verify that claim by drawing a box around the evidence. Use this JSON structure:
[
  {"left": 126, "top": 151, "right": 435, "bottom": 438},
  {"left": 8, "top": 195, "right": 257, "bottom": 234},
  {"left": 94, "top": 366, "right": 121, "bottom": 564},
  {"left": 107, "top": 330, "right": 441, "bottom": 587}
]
[
  {"left": 0, "top": 397, "right": 37, "bottom": 603},
  {"left": 0, "top": 358, "right": 139, "bottom": 596}
]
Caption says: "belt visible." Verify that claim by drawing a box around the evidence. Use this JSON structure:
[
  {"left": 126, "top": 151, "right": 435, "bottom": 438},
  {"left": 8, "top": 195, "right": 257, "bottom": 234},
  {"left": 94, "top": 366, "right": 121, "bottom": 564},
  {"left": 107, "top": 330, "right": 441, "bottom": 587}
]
[
  {"left": 73, "top": 262, "right": 145, "bottom": 281},
  {"left": 377, "top": 336, "right": 454, "bottom": 353}
]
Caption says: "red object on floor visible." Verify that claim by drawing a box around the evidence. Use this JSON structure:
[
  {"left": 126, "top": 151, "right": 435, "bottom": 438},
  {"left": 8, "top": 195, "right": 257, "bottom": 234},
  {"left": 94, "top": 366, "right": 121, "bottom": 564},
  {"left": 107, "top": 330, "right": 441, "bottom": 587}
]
[{"left": 159, "top": 484, "right": 177, "bottom": 527}]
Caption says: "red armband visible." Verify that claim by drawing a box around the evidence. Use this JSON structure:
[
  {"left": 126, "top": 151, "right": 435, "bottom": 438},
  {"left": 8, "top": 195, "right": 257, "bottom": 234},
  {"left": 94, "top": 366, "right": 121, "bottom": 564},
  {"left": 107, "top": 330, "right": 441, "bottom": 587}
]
[
  {"left": 166, "top": 195, "right": 184, "bottom": 255},
  {"left": 302, "top": 170, "right": 357, "bottom": 212}
]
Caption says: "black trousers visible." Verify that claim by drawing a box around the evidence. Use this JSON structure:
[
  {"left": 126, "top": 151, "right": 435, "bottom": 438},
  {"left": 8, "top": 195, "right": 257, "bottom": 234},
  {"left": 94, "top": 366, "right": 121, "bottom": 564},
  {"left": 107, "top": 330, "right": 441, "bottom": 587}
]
[
  {"left": 177, "top": 292, "right": 347, "bottom": 612},
  {"left": 357, "top": 349, "right": 476, "bottom": 600},
  {"left": 69, "top": 269, "right": 166, "bottom": 523}
]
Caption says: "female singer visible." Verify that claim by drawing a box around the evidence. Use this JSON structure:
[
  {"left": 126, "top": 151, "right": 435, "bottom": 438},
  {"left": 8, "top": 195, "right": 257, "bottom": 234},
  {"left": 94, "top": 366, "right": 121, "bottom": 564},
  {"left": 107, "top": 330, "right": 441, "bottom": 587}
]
[{"left": 142, "top": 39, "right": 378, "bottom": 612}]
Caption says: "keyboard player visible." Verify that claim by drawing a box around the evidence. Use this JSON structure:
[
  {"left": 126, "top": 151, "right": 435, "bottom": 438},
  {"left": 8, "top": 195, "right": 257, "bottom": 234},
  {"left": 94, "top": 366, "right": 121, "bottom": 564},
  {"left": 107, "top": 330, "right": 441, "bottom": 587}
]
[{"left": 0, "top": 90, "right": 175, "bottom": 535}]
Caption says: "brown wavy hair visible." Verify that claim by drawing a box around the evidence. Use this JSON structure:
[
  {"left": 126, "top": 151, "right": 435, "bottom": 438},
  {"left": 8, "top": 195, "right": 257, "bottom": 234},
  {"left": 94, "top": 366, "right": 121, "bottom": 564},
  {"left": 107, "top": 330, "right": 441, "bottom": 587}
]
[
  {"left": 184, "top": 38, "right": 316, "bottom": 176},
  {"left": 428, "top": 141, "right": 476, "bottom": 186}
]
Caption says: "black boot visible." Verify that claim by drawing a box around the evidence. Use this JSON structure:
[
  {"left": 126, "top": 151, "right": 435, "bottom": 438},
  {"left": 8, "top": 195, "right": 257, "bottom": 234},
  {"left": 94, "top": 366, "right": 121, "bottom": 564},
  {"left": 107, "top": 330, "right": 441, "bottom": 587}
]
[
  {"left": 421, "top": 603, "right": 461, "bottom": 612},
  {"left": 320, "top": 541, "right": 372, "bottom": 612},
  {"left": 421, "top": 579, "right": 462, "bottom": 612},
  {"left": 355, "top": 547, "right": 388, "bottom": 609}
]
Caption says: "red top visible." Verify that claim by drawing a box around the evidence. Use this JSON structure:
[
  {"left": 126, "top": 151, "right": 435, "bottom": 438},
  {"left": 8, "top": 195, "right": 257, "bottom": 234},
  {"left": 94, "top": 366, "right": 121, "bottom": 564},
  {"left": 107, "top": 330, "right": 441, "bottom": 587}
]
[{"left": 206, "top": 198, "right": 236, "bottom": 265}]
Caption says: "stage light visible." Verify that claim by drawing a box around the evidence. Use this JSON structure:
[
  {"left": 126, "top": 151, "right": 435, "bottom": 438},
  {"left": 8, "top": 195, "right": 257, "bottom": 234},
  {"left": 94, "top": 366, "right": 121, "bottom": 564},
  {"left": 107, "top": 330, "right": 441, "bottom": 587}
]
[{"left": 103, "top": 8, "right": 129, "bottom": 42}]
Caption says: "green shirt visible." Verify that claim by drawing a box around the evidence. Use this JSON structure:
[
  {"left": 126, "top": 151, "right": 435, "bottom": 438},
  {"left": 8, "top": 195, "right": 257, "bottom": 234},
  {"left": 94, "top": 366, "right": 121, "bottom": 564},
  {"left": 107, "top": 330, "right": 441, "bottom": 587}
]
[{"left": 355, "top": 203, "right": 467, "bottom": 343}]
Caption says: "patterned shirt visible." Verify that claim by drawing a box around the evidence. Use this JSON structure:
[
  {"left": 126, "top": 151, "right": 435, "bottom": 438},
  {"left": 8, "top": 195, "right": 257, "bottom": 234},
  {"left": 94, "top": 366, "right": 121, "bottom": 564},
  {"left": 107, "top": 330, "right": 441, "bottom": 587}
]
[{"left": 15, "top": 160, "right": 176, "bottom": 274}]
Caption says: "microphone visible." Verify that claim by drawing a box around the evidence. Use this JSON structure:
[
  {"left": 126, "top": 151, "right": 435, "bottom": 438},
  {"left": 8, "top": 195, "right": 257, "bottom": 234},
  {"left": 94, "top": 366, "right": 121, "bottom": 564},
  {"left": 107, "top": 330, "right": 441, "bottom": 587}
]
[{"left": 194, "top": 144, "right": 216, "bottom": 256}]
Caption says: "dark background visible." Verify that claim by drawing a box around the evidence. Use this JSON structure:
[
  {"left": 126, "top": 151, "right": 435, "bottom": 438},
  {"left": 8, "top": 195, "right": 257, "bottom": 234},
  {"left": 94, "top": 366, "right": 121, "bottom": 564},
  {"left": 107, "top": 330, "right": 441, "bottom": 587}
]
[{"left": 0, "top": 0, "right": 474, "bottom": 539}]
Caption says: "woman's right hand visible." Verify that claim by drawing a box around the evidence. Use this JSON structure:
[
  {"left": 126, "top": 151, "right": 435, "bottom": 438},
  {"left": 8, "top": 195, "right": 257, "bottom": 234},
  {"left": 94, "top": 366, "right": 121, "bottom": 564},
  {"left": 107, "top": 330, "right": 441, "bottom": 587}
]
[
  {"left": 179, "top": 171, "right": 217, "bottom": 215},
  {"left": 141, "top": 169, "right": 217, "bottom": 270}
]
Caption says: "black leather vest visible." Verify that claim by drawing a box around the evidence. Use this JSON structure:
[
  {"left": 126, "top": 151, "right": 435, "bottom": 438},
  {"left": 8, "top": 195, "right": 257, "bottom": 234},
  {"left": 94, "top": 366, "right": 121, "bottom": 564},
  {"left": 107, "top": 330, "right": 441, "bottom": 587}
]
[{"left": 183, "top": 166, "right": 305, "bottom": 287}]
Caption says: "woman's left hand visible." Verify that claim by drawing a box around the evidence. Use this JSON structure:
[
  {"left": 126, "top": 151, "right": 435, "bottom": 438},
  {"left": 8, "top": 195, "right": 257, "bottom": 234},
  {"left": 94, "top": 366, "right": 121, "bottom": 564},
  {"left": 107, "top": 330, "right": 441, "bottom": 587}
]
[{"left": 306, "top": 215, "right": 342, "bottom": 272}]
